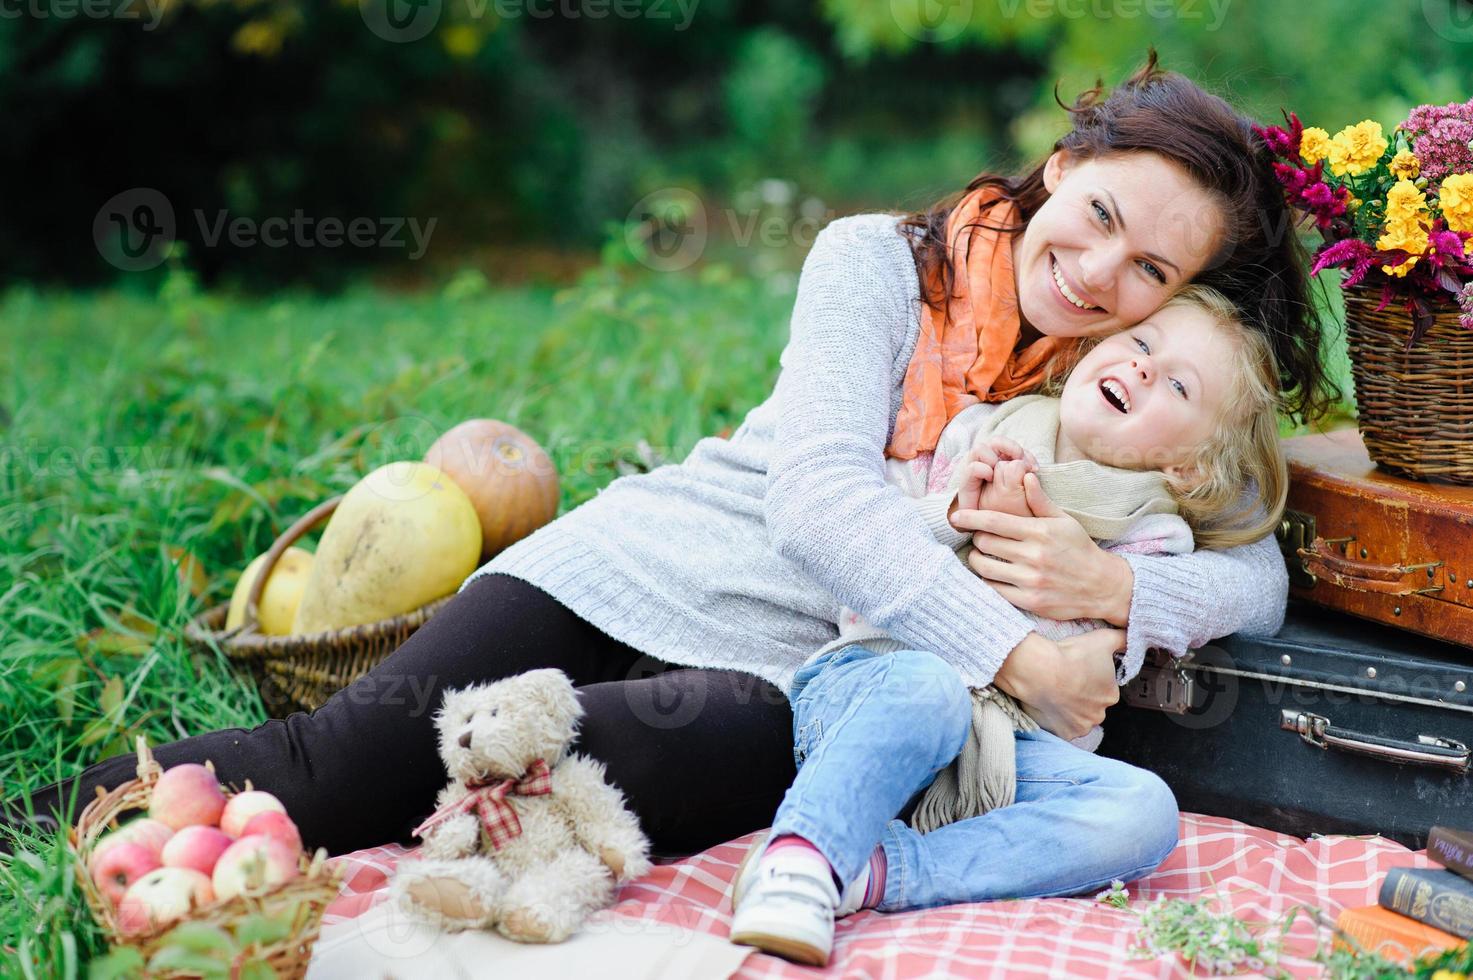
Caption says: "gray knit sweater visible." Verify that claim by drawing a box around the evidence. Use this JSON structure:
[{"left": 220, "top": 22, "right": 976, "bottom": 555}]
[{"left": 459, "top": 213, "right": 1289, "bottom": 693}]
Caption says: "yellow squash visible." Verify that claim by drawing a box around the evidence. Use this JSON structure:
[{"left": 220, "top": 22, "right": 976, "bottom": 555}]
[
  {"left": 225, "top": 546, "right": 314, "bottom": 635},
  {"left": 290, "top": 462, "right": 482, "bottom": 633}
]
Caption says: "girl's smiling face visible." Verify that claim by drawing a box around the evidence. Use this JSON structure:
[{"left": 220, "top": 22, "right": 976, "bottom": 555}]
[
  {"left": 1015, "top": 151, "right": 1226, "bottom": 339},
  {"left": 1056, "top": 303, "right": 1235, "bottom": 480}
]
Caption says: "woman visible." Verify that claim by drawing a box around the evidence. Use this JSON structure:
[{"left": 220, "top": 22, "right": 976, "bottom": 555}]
[{"left": 5, "top": 56, "right": 1329, "bottom": 869}]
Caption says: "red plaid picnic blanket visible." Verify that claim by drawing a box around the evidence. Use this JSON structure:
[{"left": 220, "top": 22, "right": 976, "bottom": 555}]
[{"left": 321, "top": 813, "right": 1436, "bottom": 978}]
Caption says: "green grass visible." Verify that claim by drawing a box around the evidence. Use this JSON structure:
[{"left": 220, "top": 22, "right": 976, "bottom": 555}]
[{"left": 0, "top": 251, "right": 797, "bottom": 977}]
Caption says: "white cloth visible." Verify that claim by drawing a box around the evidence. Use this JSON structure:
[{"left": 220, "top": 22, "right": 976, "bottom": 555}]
[{"left": 307, "top": 900, "right": 753, "bottom": 980}]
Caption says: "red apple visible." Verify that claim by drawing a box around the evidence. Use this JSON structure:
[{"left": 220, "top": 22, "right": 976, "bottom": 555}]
[
  {"left": 160, "top": 825, "right": 234, "bottom": 877},
  {"left": 219, "top": 790, "right": 286, "bottom": 838},
  {"left": 90, "top": 841, "right": 162, "bottom": 906},
  {"left": 211, "top": 834, "right": 299, "bottom": 902},
  {"left": 93, "top": 818, "right": 174, "bottom": 862},
  {"left": 117, "top": 867, "right": 214, "bottom": 936},
  {"left": 148, "top": 764, "right": 226, "bottom": 830},
  {"left": 239, "top": 810, "right": 302, "bottom": 853}
]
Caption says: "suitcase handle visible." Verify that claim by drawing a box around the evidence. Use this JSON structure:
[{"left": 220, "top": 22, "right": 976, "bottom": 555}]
[
  {"left": 1296, "top": 537, "right": 1444, "bottom": 596},
  {"left": 1279, "top": 709, "right": 1470, "bottom": 772}
]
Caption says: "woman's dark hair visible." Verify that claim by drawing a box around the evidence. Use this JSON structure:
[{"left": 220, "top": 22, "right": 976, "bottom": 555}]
[{"left": 899, "top": 50, "right": 1336, "bottom": 424}]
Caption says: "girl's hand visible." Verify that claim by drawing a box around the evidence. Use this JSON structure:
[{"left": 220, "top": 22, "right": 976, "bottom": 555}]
[
  {"left": 951, "top": 473, "right": 1134, "bottom": 624},
  {"left": 993, "top": 630, "right": 1123, "bottom": 740},
  {"left": 955, "top": 438, "right": 1038, "bottom": 514}
]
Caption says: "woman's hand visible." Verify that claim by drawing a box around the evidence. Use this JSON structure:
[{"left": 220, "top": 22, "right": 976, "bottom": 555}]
[
  {"left": 950, "top": 473, "right": 1134, "bottom": 624},
  {"left": 992, "top": 630, "right": 1124, "bottom": 740}
]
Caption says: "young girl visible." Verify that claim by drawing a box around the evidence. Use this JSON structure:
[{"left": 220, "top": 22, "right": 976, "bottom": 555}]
[{"left": 727, "top": 285, "right": 1288, "bottom": 966}]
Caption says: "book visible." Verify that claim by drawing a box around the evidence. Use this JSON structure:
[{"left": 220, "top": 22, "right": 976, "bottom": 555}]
[
  {"left": 1379, "top": 866, "right": 1473, "bottom": 940},
  {"left": 1429, "top": 827, "right": 1473, "bottom": 882},
  {"left": 1335, "top": 905, "right": 1465, "bottom": 965}
]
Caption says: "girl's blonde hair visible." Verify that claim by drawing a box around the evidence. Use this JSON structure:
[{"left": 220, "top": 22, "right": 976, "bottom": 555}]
[
  {"left": 1042, "top": 285, "right": 1288, "bottom": 551},
  {"left": 1155, "top": 285, "right": 1287, "bottom": 550}
]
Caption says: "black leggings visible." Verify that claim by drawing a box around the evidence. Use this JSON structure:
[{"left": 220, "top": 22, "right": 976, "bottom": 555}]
[{"left": 5, "top": 574, "right": 798, "bottom": 857}]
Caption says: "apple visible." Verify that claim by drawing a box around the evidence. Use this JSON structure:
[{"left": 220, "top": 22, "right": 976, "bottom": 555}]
[
  {"left": 239, "top": 810, "right": 302, "bottom": 853},
  {"left": 160, "top": 825, "right": 234, "bottom": 877},
  {"left": 117, "top": 867, "right": 214, "bottom": 936},
  {"left": 149, "top": 764, "right": 226, "bottom": 830},
  {"left": 93, "top": 817, "right": 174, "bottom": 861},
  {"left": 219, "top": 790, "right": 286, "bottom": 838},
  {"left": 211, "top": 834, "right": 299, "bottom": 902},
  {"left": 90, "top": 841, "right": 162, "bottom": 906}
]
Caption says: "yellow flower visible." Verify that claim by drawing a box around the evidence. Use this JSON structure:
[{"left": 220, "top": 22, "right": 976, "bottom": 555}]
[
  {"left": 1384, "top": 178, "right": 1429, "bottom": 226},
  {"left": 1429, "top": 971, "right": 1466, "bottom": 980},
  {"left": 1300, "top": 127, "right": 1331, "bottom": 166},
  {"left": 1378, "top": 179, "right": 1430, "bottom": 276},
  {"left": 1389, "top": 150, "right": 1421, "bottom": 180},
  {"left": 1328, "top": 120, "right": 1389, "bottom": 177},
  {"left": 1439, "top": 173, "right": 1473, "bottom": 233}
]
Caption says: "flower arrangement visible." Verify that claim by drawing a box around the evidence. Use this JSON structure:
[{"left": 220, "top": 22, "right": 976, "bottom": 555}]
[{"left": 1257, "top": 100, "right": 1473, "bottom": 346}]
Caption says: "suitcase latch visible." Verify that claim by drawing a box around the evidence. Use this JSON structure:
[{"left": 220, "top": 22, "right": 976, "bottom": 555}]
[
  {"left": 1275, "top": 509, "right": 1317, "bottom": 589},
  {"left": 1122, "top": 658, "right": 1195, "bottom": 715}
]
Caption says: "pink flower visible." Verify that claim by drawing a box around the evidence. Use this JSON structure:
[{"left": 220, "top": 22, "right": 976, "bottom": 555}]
[
  {"left": 1403, "top": 99, "right": 1473, "bottom": 182},
  {"left": 1458, "top": 281, "right": 1473, "bottom": 330},
  {"left": 1254, "top": 111, "right": 1304, "bottom": 159},
  {"left": 1311, "top": 238, "right": 1378, "bottom": 288},
  {"left": 1303, "top": 182, "right": 1332, "bottom": 208}
]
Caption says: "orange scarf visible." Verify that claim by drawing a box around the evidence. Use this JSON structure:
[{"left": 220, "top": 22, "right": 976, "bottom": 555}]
[{"left": 886, "top": 188, "right": 1069, "bottom": 461}]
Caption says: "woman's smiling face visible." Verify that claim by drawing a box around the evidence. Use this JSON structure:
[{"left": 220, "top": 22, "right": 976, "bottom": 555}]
[{"left": 1014, "top": 150, "right": 1226, "bottom": 339}]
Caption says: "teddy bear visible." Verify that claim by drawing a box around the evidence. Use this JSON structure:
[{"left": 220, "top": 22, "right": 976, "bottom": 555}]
[{"left": 388, "top": 668, "right": 652, "bottom": 943}]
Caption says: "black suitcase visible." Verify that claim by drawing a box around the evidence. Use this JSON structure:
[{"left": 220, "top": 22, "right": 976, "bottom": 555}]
[{"left": 1097, "top": 602, "right": 1473, "bottom": 849}]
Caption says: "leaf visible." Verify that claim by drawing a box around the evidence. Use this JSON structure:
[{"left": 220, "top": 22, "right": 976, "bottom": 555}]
[
  {"left": 55, "top": 661, "right": 83, "bottom": 727},
  {"left": 144, "top": 945, "right": 230, "bottom": 977},
  {"left": 75, "top": 608, "right": 158, "bottom": 657},
  {"left": 76, "top": 716, "right": 118, "bottom": 747},
  {"left": 167, "top": 546, "right": 209, "bottom": 600},
  {"left": 145, "top": 938, "right": 235, "bottom": 975},
  {"left": 234, "top": 911, "right": 294, "bottom": 948},
  {"left": 159, "top": 921, "right": 237, "bottom": 957},
  {"left": 99, "top": 676, "right": 124, "bottom": 718},
  {"left": 238, "top": 960, "right": 279, "bottom": 980},
  {"left": 85, "top": 946, "right": 144, "bottom": 980}
]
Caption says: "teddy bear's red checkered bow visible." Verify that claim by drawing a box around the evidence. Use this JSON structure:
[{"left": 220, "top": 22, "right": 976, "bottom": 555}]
[{"left": 411, "top": 758, "right": 553, "bottom": 851}]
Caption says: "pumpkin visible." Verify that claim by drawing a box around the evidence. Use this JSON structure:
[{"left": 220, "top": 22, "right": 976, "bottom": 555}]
[{"left": 424, "top": 419, "right": 560, "bottom": 560}]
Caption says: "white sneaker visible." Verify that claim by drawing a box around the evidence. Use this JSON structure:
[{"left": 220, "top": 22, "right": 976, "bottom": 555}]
[
  {"left": 727, "top": 836, "right": 869, "bottom": 967},
  {"left": 730, "top": 833, "right": 869, "bottom": 916}
]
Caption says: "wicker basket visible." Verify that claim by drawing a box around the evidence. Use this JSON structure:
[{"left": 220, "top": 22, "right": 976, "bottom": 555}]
[
  {"left": 71, "top": 738, "right": 341, "bottom": 979},
  {"left": 1343, "top": 285, "right": 1473, "bottom": 485},
  {"left": 183, "top": 497, "right": 456, "bottom": 717}
]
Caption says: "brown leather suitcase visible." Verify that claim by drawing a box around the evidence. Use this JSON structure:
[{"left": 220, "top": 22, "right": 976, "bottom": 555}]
[{"left": 1279, "top": 428, "right": 1473, "bottom": 648}]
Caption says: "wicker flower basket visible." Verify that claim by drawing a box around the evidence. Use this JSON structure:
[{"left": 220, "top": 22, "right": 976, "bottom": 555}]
[
  {"left": 1343, "top": 285, "right": 1473, "bottom": 485},
  {"left": 71, "top": 738, "right": 341, "bottom": 979},
  {"left": 183, "top": 497, "right": 456, "bottom": 717}
]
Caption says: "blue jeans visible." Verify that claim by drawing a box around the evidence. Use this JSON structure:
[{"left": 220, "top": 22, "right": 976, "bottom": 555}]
[{"left": 771, "top": 645, "right": 1180, "bottom": 912}]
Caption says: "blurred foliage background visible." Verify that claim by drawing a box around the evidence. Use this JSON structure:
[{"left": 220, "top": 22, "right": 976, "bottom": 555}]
[{"left": 6, "top": 0, "right": 1472, "bottom": 289}]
